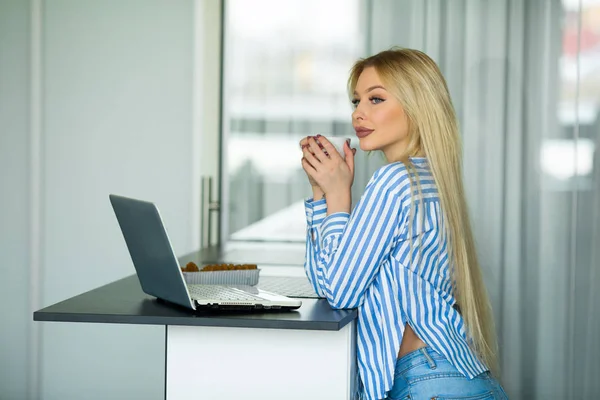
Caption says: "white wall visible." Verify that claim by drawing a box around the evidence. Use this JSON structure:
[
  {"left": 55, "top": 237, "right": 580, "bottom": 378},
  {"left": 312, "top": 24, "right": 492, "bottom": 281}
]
[
  {"left": 0, "top": 1, "right": 33, "bottom": 398},
  {"left": 0, "top": 0, "right": 206, "bottom": 398}
]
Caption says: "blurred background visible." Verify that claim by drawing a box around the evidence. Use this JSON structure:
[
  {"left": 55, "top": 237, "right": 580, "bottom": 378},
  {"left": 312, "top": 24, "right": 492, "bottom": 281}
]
[{"left": 1, "top": 0, "right": 599, "bottom": 399}]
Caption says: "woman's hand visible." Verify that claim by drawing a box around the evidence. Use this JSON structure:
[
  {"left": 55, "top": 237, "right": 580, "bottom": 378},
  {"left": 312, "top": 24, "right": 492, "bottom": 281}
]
[
  {"left": 301, "top": 135, "right": 356, "bottom": 214},
  {"left": 299, "top": 136, "right": 321, "bottom": 189}
]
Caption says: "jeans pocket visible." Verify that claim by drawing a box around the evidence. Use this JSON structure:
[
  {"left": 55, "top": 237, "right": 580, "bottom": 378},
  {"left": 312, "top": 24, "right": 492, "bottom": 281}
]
[
  {"left": 432, "top": 392, "right": 495, "bottom": 400},
  {"left": 386, "top": 395, "right": 411, "bottom": 400},
  {"left": 495, "top": 385, "right": 509, "bottom": 399}
]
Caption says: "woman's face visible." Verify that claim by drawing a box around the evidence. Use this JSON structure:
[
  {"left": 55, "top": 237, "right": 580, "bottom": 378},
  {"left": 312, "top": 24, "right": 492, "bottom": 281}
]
[{"left": 352, "top": 67, "right": 410, "bottom": 162}]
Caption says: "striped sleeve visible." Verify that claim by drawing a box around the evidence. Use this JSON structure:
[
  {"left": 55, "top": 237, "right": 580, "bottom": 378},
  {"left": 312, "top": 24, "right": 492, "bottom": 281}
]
[
  {"left": 304, "top": 197, "right": 328, "bottom": 297},
  {"left": 310, "top": 180, "right": 404, "bottom": 309}
]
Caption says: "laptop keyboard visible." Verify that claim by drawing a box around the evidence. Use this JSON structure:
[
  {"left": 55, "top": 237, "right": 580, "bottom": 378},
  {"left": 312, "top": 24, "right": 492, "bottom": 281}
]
[
  {"left": 188, "top": 285, "right": 264, "bottom": 301},
  {"left": 257, "top": 276, "right": 323, "bottom": 299}
]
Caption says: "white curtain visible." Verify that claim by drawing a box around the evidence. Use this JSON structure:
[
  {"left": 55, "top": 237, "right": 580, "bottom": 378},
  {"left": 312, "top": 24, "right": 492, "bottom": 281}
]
[{"left": 366, "top": 0, "right": 599, "bottom": 398}]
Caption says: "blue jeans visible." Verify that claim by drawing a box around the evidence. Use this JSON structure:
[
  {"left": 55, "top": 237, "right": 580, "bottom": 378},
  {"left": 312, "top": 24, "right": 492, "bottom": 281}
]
[{"left": 386, "top": 347, "right": 508, "bottom": 400}]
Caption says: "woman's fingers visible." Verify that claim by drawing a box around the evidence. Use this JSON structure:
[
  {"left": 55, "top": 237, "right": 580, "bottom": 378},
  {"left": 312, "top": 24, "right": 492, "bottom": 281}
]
[
  {"left": 307, "top": 136, "right": 327, "bottom": 163},
  {"left": 314, "top": 136, "right": 342, "bottom": 160},
  {"left": 300, "top": 136, "right": 319, "bottom": 157},
  {"left": 303, "top": 143, "right": 321, "bottom": 167},
  {"left": 301, "top": 135, "right": 346, "bottom": 165},
  {"left": 299, "top": 136, "right": 309, "bottom": 149},
  {"left": 301, "top": 156, "right": 317, "bottom": 179}
]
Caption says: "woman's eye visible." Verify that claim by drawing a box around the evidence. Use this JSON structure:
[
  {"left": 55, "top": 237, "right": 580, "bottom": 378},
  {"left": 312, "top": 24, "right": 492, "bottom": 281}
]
[{"left": 352, "top": 96, "right": 384, "bottom": 108}]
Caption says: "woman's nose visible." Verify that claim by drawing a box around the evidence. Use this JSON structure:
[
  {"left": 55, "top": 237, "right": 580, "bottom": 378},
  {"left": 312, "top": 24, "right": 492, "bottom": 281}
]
[{"left": 352, "top": 107, "right": 365, "bottom": 121}]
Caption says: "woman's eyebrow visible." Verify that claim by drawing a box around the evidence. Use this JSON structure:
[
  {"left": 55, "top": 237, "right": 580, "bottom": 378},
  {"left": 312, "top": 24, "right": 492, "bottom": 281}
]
[{"left": 353, "top": 85, "right": 387, "bottom": 96}]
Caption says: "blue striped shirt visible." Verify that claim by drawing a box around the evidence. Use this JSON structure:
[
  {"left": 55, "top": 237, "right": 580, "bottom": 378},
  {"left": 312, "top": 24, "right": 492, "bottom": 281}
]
[{"left": 304, "top": 157, "right": 488, "bottom": 400}]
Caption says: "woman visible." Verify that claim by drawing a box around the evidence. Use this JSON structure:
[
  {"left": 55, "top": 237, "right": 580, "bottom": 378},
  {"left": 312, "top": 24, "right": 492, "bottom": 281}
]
[{"left": 300, "top": 48, "right": 508, "bottom": 400}]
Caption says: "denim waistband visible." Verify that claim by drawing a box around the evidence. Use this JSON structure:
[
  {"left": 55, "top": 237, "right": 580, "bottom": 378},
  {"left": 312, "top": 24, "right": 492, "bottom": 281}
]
[{"left": 395, "top": 346, "right": 446, "bottom": 372}]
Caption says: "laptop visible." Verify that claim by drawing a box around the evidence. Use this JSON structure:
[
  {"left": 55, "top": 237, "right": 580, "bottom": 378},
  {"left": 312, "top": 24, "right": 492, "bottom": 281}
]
[
  {"left": 257, "top": 276, "right": 324, "bottom": 299},
  {"left": 109, "top": 194, "right": 302, "bottom": 312}
]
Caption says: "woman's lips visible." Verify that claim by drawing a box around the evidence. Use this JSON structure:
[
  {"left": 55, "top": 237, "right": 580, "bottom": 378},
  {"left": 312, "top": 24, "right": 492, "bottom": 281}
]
[{"left": 355, "top": 128, "right": 374, "bottom": 138}]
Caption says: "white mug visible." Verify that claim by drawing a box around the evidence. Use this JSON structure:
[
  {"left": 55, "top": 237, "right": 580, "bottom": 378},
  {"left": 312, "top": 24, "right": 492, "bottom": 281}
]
[{"left": 321, "top": 136, "right": 352, "bottom": 160}]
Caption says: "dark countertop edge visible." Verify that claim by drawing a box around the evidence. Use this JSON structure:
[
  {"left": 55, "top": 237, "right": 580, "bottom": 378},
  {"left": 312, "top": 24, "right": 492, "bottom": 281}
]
[{"left": 32, "top": 311, "right": 357, "bottom": 331}]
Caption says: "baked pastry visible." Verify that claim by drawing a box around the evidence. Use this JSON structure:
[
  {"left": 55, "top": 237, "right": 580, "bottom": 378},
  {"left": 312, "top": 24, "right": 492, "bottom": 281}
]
[
  {"left": 180, "top": 262, "right": 200, "bottom": 272},
  {"left": 200, "top": 263, "right": 257, "bottom": 272},
  {"left": 180, "top": 262, "right": 258, "bottom": 272}
]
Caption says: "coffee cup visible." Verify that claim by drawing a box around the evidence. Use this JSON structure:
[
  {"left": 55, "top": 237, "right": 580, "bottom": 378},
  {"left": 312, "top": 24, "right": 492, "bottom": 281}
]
[{"left": 318, "top": 136, "right": 352, "bottom": 160}]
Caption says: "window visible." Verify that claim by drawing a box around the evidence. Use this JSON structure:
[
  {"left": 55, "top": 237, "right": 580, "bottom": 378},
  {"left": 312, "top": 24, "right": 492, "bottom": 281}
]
[{"left": 221, "top": 0, "right": 367, "bottom": 242}]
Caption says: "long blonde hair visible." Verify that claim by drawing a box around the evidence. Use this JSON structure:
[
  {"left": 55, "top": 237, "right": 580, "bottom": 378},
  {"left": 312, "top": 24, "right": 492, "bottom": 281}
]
[{"left": 348, "top": 48, "right": 499, "bottom": 375}]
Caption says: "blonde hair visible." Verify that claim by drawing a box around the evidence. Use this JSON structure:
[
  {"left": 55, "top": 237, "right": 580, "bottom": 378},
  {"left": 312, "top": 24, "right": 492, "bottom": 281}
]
[{"left": 348, "top": 48, "right": 499, "bottom": 375}]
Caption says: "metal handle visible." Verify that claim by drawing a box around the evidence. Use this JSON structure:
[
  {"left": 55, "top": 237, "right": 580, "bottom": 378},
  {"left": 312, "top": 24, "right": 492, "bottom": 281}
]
[{"left": 201, "top": 176, "right": 221, "bottom": 248}]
